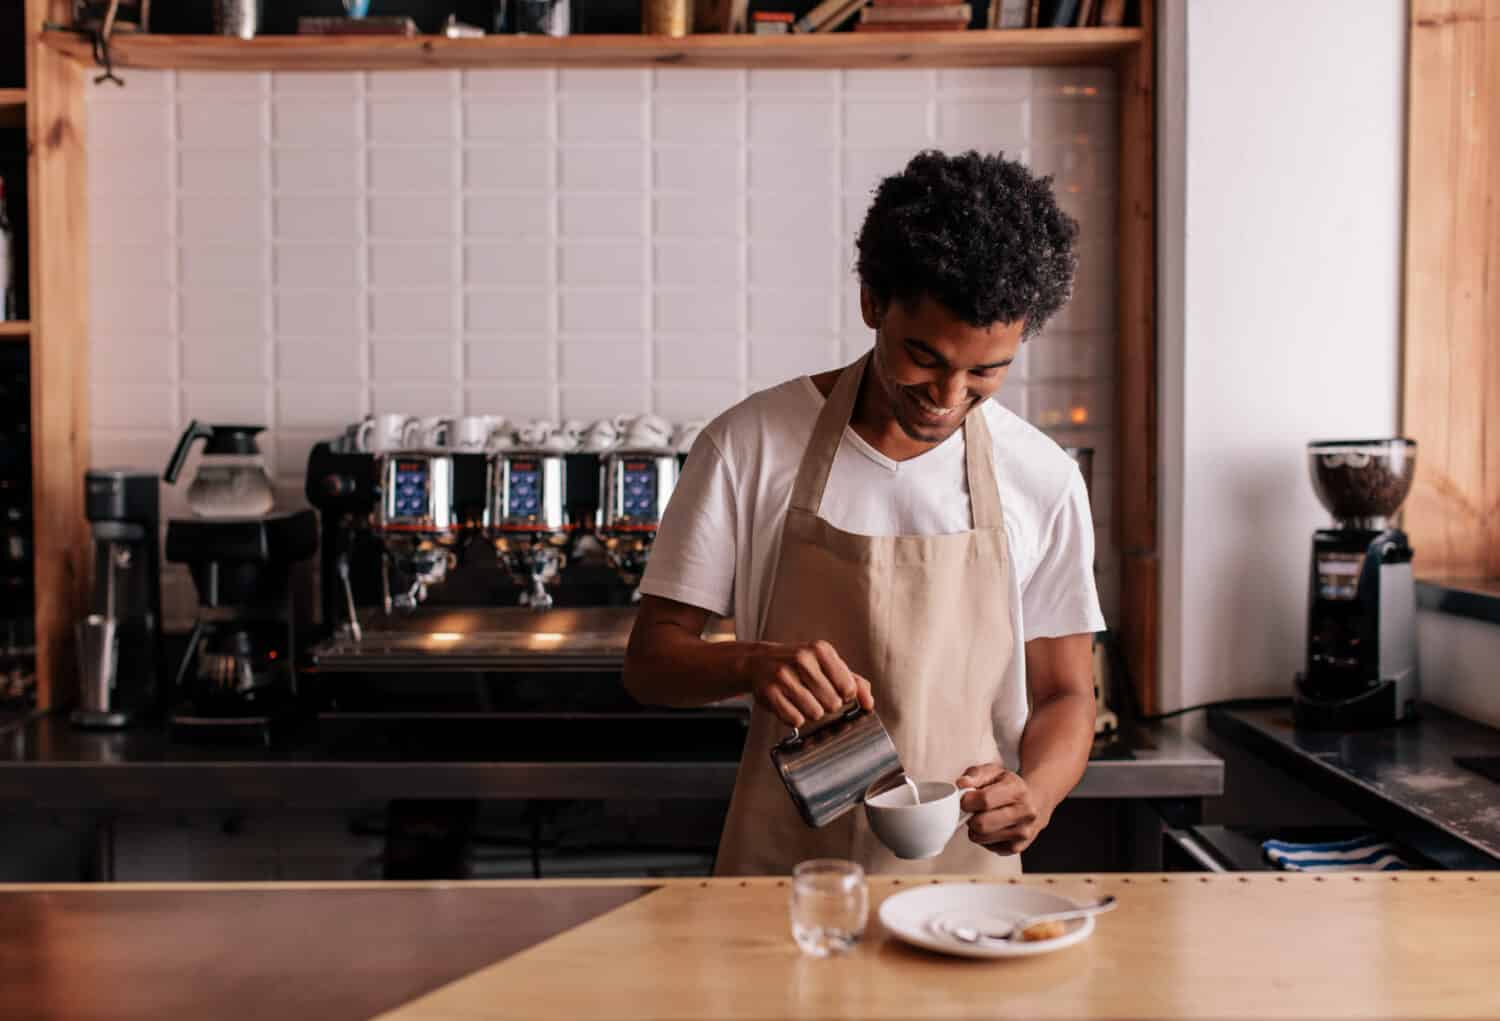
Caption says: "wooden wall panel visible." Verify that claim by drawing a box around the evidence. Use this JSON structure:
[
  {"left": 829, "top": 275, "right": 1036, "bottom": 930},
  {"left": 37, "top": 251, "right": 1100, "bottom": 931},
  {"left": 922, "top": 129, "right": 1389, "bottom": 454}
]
[
  {"left": 1403, "top": 0, "right": 1500, "bottom": 578},
  {"left": 26, "top": 0, "right": 91, "bottom": 710}
]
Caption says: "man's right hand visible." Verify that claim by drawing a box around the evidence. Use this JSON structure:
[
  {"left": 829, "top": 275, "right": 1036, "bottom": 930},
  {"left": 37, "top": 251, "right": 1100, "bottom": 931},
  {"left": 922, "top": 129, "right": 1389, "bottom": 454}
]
[{"left": 743, "top": 640, "right": 875, "bottom": 729}]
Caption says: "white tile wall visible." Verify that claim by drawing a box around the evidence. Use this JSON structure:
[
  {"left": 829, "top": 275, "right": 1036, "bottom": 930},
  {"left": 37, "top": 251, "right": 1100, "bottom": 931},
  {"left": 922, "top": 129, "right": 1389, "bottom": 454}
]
[{"left": 88, "top": 65, "right": 1122, "bottom": 623}]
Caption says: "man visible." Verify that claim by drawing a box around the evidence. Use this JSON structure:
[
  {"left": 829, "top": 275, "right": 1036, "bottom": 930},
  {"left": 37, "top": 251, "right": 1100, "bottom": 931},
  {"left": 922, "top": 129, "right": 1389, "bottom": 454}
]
[{"left": 624, "top": 149, "right": 1103, "bottom": 876}]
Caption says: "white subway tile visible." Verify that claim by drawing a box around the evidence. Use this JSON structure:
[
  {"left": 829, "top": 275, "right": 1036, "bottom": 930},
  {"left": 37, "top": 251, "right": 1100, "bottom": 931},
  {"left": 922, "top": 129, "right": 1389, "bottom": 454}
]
[
  {"left": 91, "top": 284, "right": 173, "bottom": 335},
  {"left": 272, "top": 100, "right": 362, "bottom": 147},
  {"left": 465, "top": 242, "right": 551, "bottom": 286},
  {"left": 277, "top": 336, "right": 365, "bottom": 382},
  {"left": 1024, "top": 331, "right": 1114, "bottom": 381},
  {"left": 92, "top": 243, "right": 171, "bottom": 290},
  {"left": 372, "top": 341, "right": 456, "bottom": 381},
  {"left": 182, "top": 337, "right": 269, "bottom": 382},
  {"left": 750, "top": 102, "right": 835, "bottom": 146},
  {"left": 370, "top": 196, "right": 456, "bottom": 238},
  {"left": 749, "top": 146, "right": 833, "bottom": 192},
  {"left": 178, "top": 72, "right": 267, "bottom": 98},
  {"left": 91, "top": 384, "right": 176, "bottom": 430},
  {"left": 654, "top": 195, "right": 738, "bottom": 237},
  {"left": 465, "top": 147, "right": 550, "bottom": 191},
  {"left": 371, "top": 385, "right": 458, "bottom": 416},
  {"left": 89, "top": 430, "right": 177, "bottom": 476},
  {"left": 368, "top": 146, "right": 457, "bottom": 193},
  {"left": 273, "top": 244, "right": 360, "bottom": 288},
  {"left": 466, "top": 291, "right": 550, "bottom": 332},
  {"left": 1031, "top": 67, "right": 1117, "bottom": 100},
  {"left": 464, "top": 384, "right": 554, "bottom": 420},
  {"left": 465, "top": 101, "right": 552, "bottom": 143},
  {"left": 180, "top": 245, "right": 267, "bottom": 288},
  {"left": 371, "top": 243, "right": 455, "bottom": 287},
  {"left": 560, "top": 147, "right": 646, "bottom": 191},
  {"left": 464, "top": 69, "right": 552, "bottom": 97},
  {"left": 1031, "top": 98, "right": 1117, "bottom": 147},
  {"left": 180, "top": 289, "right": 266, "bottom": 335},
  {"left": 749, "top": 192, "right": 835, "bottom": 241},
  {"left": 559, "top": 338, "right": 646, "bottom": 383},
  {"left": 374, "top": 291, "right": 457, "bottom": 334},
  {"left": 934, "top": 100, "right": 1028, "bottom": 151},
  {"left": 749, "top": 335, "right": 837, "bottom": 380},
  {"left": 750, "top": 241, "right": 835, "bottom": 288},
  {"left": 653, "top": 69, "right": 743, "bottom": 96},
  {"left": 90, "top": 102, "right": 170, "bottom": 153},
  {"left": 274, "top": 290, "right": 359, "bottom": 336},
  {"left": 179, "top": 101, "right": 264, "bottom": 149},
  {"left": 937, "top": 68, "right": 1031, "bottom": 97},
  {"left": 560, "top": 384, "right": 647, "bottom": 420},
  {"left": 179, "top": 149, "right": 265, "bottom": 195},
  {"left": 560, "top": 69, "right": 647, "bottom": 95},
  {"left": 561, "top": 242, "right": 644, "bottom": 286},
  {"left": 369, "top": 71, "right": 457, "bottom": 96},
  {"left": 369, "top": 99, "right": 457, "bottom": 144},
  {"left": 468, "top": 195, "right": 552, "bottom": 237},
  {"left": 273, "top": 431, "right": 326, "bottom": 483},
  {"left": 89, "top": 71, "right": 170, "bottom": 102},
  {"left": 654, "top": 100, "right": 740, "bottom": 145},
  {"left": 179, "top": 195, "right": 265, "bottom": 243},
  {"left": 652, "top": 382, "right": 743, "bottom": 421},
  {"left": 465, "top": 338, "right": 554, "bottom": 380},
  {"left": 655, "top": 146, "right": 739, "bottom": 192},
  {"left": 749, "top": 290, "right": 835, "bottom": 333},
  {"left": 560, "top": 290, "right": 645, "bottom": 332},
  {"left": 841, "top": 335, "right": 873, "bottom": 364},
  {"left": 278, "top": 385, "right": 366, "bottom": 428},
  {"left": 748, "top": 70, "right": 834, "bottom": 96},
  {"left": 1028, "top": 141, "right": 1114, "bottom": 198},
  {"left": 91, "top": 334, "right": 176, "bottom": 383},
  {"left": 653, "top": 335, "right": 742, "bottom": 381},
  {"left": 560, "top": 102, "right": 645, "bottom": 144},
  {"left": 655, "top": 289, "right": 738, "bottom": 332},
  {"left": 182, "top": 384, "right": 270, "bottom": 423},
  {"left": 89, "top": 196, "right": 171, "bottom": 244},
  {"left": 90, "top": 145, "right": 169, "bottom": 196},
  {"left": 273, "top": 73, "right": 361, "bottom": 96},
  {"left": 654, "top": 242, "right": 739, "bottom": 287},
  {"left": 560, "top": 194, "right": 642, "bottom": 238},
  {"left": 273, "top": 147, "right": 361, "bottom": 194},
  {"left": 841, "top": 147, "right": 918, "bottom": 195},
  {"left": 845, "top": 69, "right": 935, "bottom": 96},
  {"left": 274, "top": 197, "right": 359, "bottom": 240},
  {"left": 844, "top": 101, "right": 930, "bottom": 147},
  {"left": 1055, "top": 190, "right": 1115, "bottom": 240}
]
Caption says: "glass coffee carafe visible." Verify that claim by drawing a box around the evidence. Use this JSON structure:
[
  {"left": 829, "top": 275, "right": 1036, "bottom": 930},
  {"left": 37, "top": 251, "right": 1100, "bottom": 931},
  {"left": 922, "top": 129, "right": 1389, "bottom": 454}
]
[{"left": 164, "top": 421, "right": 275, "bottom": 519}]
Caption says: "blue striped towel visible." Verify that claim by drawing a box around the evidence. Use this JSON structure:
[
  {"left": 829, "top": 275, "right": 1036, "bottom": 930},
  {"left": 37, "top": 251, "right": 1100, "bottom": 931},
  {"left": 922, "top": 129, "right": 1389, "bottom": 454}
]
[{"left": 1262, "top": 835, "right": 1411, "bottom": 872}]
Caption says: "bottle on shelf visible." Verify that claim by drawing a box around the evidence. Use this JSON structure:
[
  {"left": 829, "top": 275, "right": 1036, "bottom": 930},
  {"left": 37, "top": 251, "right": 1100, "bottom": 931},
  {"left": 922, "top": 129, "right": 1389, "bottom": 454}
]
[{"left": 0, "top": 176, "right": 14, "bottom": 321}]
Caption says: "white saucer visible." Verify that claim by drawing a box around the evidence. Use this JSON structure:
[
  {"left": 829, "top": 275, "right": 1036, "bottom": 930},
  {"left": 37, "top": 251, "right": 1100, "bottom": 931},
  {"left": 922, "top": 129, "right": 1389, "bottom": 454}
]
[{"left": 878, "top": 884, "right": 1096, "bottom": 959}]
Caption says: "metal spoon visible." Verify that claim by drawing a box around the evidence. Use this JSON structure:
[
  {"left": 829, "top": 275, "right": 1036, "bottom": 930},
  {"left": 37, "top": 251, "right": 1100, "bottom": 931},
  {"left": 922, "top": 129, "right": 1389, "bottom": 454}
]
[{"left": 950, "top": 894, "right": 1117, "bottom": 944}]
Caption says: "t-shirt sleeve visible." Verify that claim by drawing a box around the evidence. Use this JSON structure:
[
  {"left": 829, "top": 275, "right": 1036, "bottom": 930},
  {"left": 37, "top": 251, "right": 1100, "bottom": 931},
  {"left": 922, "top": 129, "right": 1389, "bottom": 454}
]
[
  {"left": 636, "top": 432, "right": 738, "bottom": 619},
  {"left": 1021, "top": 465, "right": 1107, "bottom": 641}
]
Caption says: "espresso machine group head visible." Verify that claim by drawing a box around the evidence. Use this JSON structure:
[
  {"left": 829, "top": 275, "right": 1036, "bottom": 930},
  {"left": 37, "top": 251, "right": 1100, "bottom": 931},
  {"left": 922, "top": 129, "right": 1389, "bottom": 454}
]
[{"left": 489, "top": 451, "right": 577, "bottom": 611}]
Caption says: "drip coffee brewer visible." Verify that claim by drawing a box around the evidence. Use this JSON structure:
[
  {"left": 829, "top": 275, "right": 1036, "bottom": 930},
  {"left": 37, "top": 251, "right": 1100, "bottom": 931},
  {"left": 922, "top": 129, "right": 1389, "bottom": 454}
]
[{"left": 1294, "top": 438, "right": 1419, "bottom": 729}]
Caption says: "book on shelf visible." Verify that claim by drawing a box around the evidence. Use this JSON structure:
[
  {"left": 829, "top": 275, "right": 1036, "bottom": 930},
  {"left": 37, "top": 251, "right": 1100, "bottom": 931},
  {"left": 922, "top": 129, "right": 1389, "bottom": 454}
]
[
  {"left": 1097, "top": 0, "right": 1125, "bottom": 26},
  {"left": 861, "top": 3, "right": 970, "bottom": 22},
  {"left": 1076, "top": 0, "right": 1096, "bottom": 25},
  {"left": 989, "top": 0, "right": 1028, "bottom": 27},
  {"left": 793, "top": 0, "right": 870, "bottom": 32},
  {"left": 296, "top": 14, "right": 418, "bottom": 33},
  {"left": 1035, "top": 0, "right": 1078, "bottom": 26},
  {"left": 853, "top": 19, "right": 967, "bottom": 30}
]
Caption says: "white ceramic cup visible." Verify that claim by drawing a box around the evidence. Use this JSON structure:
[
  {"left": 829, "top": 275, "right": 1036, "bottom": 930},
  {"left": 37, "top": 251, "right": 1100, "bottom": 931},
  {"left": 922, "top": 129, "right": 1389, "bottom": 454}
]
[
  {"left": 558, "top": 419, "right": 587, "bottom": 449},
  {"left": 623, "top": 413, "right": 674, "bottom": 450},
  {"left": 580, "top": 418, "right": 621, "bottom": 452},
  {"left": 453, "top": 415, "right": 506, "bottom": 452},
  {"left": 416, "top": 416, "right": 453, "bottom": 450},
  {"left": 671, "top": 419, "right": 706, "bottom": 454},
  {"left": 516, "top": 419, "right": 556, "bottom": 449},
  {"left": 864, "top": 780, "right": 973, "bottom": 860},
  {"left": 357, "top": 413, "right": 420, "bottom": 453}
]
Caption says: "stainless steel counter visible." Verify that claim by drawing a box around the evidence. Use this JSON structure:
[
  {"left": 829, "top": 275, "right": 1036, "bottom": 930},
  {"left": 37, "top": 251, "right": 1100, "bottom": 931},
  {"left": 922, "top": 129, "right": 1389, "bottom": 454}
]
[{"left": 0, "top": 713, "right": 1221, "bottom": 806}]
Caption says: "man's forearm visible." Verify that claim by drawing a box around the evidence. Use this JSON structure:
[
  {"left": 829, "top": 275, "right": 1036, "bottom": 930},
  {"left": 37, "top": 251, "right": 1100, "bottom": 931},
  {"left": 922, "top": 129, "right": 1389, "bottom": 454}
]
[
  {"left": 1017, "top": 691, "right": 1096, "bottom": 816},
  {"left": 623, "top": 623, "right": 763, "bottom": 708}
]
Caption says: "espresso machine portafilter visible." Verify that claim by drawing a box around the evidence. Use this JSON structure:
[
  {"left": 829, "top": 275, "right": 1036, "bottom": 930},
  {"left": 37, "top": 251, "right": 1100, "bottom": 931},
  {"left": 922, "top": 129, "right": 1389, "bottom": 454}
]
[{"left": 489, "top": 452, "right": 574, "bottom": 611}]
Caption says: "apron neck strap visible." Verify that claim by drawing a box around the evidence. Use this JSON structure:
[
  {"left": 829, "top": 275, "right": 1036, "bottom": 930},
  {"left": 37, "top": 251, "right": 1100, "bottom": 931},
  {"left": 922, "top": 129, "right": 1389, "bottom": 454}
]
[{"left": 790, "top": 350, "right": 1007, "bottom": 531}]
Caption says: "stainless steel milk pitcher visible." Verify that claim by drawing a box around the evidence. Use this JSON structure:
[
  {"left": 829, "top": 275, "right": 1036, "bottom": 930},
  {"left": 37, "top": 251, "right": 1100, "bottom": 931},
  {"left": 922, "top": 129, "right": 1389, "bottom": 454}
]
[{"left": 770, "top": 702, "right": 903, "bottom": 828}]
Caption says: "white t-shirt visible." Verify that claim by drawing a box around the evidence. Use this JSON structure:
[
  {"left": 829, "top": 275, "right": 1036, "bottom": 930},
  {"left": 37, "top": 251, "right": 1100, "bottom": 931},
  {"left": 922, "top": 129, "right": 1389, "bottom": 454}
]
[{"left": 639, "top": 375, "right": 1106, "bottom": 727}]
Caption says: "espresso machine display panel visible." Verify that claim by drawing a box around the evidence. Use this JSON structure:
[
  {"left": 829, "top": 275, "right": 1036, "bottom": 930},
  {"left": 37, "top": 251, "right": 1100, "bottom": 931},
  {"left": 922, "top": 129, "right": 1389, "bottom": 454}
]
[
  {"left": 379, "top": 454, "right": 455, "bottom": 535},
  {"left": 496, "top": 456, "right": 566, "bottom": 531}
]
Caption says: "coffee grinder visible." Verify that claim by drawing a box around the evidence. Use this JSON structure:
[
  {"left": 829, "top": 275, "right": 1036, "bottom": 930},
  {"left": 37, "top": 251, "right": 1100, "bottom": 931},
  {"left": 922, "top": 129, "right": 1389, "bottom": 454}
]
[
  {"left": 72, "top": 469, "right": 164, "bottom": 728},
  {"left": 1294, "top": 439, "right": 1419, "bottom": 729}
]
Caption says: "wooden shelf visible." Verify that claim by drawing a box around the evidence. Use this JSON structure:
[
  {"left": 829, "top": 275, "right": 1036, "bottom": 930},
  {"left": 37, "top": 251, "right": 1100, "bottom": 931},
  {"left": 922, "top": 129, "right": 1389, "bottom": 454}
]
[
  {"left": 40, "top": 28, "right": 1142, "bottom": 71},
  {"left": 0, "top": 88, "right": 25, "bottom": 107},
  {"left": 0, "top": 322, "right": 30, "bottom": 338}
]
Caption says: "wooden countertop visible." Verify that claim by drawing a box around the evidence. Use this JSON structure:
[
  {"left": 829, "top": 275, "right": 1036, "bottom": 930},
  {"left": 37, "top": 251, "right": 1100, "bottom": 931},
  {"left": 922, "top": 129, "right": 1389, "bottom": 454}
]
[{"left": 4, "top": 874, "right": 1497, "bottom": 1020}]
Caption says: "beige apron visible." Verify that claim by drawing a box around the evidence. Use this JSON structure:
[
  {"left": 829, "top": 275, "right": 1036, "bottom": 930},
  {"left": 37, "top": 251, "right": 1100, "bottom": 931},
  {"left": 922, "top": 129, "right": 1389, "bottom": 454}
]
[{"left": 715, "top": 353, "right": 1023, "bottom": 877}]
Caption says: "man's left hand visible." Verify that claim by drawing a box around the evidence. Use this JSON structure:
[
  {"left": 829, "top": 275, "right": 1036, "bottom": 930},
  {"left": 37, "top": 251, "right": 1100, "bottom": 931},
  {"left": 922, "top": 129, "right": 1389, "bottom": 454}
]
[{"left": 955, "top": 762, "right": 1052, "bottom": 856}]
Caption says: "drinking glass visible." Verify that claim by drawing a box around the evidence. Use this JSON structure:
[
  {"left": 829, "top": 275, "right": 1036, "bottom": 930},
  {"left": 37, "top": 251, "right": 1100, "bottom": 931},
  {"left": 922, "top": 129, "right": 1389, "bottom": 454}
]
[{"left": 789, "top": 859, "right": 867, "bottom": 957}]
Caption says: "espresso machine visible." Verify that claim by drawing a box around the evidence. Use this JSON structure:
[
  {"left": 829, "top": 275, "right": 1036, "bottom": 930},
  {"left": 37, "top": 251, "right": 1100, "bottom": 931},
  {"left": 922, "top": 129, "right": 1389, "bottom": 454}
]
[
  {"left": 598, "top": 450, "right": 679, "bottom": 602},
  {"left": 1294, "top": 438, "right": 1419, "bottom": 730},
  {"left": 71, "top": 469, "right": 164, "bottom": 728}
]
